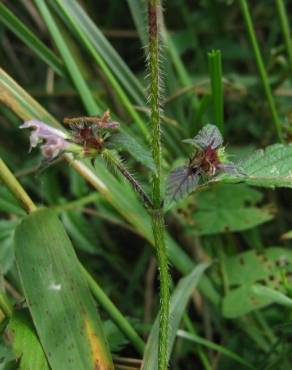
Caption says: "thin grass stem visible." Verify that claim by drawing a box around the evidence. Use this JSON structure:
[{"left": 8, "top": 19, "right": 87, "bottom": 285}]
[
  {"left": 208, "top": 50, "right": 224, "bottom": 134},
  {"left": 275, "top": 0, "right": 292, "bottom": 85},
  {"left": 0, "top": 158, "right": 36, "bottom": 214},
  {"left": 240, "top": 0, "right": 283, "bottom": 141},
  {"left": 80, "top": 265, "right": 145, "bottom": 355}
]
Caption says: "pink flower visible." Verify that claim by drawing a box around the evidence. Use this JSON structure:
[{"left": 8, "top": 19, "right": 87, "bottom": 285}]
[{"left": 20, "top": 120, "right": 71, "bottom": 159}]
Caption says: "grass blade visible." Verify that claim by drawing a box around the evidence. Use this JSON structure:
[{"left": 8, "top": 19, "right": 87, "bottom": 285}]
[
  {"left": 239, "top": 0, "right": 282, "bottom": 141},
  {"left": 34, "top": 0, "right": 101, "bottom": 115},
  {"left": 52, "top": 0, "right": 145, "bottom": 106},
  {"left": 275, "top": 0, "right": 292, "bottom": 83},
  {"left": 0, "top": 3, "right": 66, "bottom": 77},
  {"left": 53, "top": 0, "right": 148, "bottom": 138}
]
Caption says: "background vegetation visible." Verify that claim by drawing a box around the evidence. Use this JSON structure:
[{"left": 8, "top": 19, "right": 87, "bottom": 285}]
[{"left": 1, "top": 0, "right": 292, "bottom": 369}]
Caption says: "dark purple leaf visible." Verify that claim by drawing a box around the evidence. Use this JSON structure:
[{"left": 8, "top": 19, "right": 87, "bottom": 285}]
[
  {"left": 166, "top": 166, "right": 200, "bottom": 202},
  {"left": 183, "top": 124, "right": 223, "bottom": 150}
]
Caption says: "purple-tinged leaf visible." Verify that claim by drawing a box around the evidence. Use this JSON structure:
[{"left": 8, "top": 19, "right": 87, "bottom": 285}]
[
  {"left": 183, "top": 124, "right": 223, "bottom": 150},
  {"left": 166, "top": 166, "right": 200, "bottom": 203}
]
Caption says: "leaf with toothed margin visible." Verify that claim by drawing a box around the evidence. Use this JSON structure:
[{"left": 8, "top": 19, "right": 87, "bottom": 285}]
[
  {"left": 219, "top": 144, "right": 292, "bottom": 188},
  {"left": 183, "top": 124, "right": 223, "bottom": 150},
  {"left": 165, "top": 166, "right": 200, "bottom": 204}
]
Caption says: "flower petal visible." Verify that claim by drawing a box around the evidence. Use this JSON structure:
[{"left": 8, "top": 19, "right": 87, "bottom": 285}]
[
  {"left": 20, "top": 120, "right": 69, "bottom": 140},
  {"left": 20, "top": 120, "right": 70, "bottom": 159}
]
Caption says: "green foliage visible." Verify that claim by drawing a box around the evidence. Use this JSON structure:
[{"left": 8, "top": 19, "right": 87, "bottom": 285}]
[
  {"left": 0, "top": 219, "right": 19, "bottom": 273},
  {"left": 223, "top": 247, "right": 292, "bottom": 317},
  {"left": 1, "top": 1, "right": 292, "bottom": 369},
  {"left": 177, "top": 184, "right": 273, "bottom": 235},
  {"left": 7, "top": 310, "right": 50, "bottom": 370},
  {"left": 221, "top": 144, "right": 292, "bottom": 188},
  {"left": 14, "top": 209, "right": 114, "bottom": 370}
]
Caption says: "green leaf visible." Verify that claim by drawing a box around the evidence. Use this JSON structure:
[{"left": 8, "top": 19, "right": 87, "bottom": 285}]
[
  {"left": 223, "top": 247, "right": 292, "bottom": 317},
  {"left": 225, "top": 247, "right": 292, "bottom": 286},
  {"left": 7, "top": 310, "right": 50, "bottom": 370},
  {"left": 252, "top": 285, "right": 292, "bottom": 307},
  {"left": 0, "top": 339, "right": 15, "bottom": 370},
  {"left": 142, "top": 262, "right": 210, "bottom": 370},
  {"left": 223, "top": 283, "right": 274, "bottom": 318},
  {"left": 14, "top": 208, "right": 114, "bottom": 370},
  {"left": 221, "top": 144, "right": 292, "bottom": 188},
  {"left": 193, "top": 184, "right": 273, "bottom": 234},
  {"left": 223, "top": 284, "right": 292, "bottom": 319}
]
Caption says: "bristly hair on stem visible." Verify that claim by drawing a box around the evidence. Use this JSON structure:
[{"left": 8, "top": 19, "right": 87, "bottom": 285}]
[
  {"left": 101, "top": 149, "right": 153, "bottom": 209},
  {"left": 147, "top": 1, "right": 170, "bottom": 370}
]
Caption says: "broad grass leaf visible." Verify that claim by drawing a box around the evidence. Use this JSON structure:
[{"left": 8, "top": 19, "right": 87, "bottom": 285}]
[
  {"left": 142, "top": 262, "right": 210, "bottom": 370},
  {"left": 14, "top": 208, "right": 114, "bottom": 370},
  {"left": 7, "top": 310, "right": 50, "bottom": 370}
]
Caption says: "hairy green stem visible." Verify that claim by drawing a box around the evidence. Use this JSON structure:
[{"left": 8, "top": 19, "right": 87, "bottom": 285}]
[
  {"left": 148, "top": 1, "right": 170, "bottom": 369},
  {"left": 102, "top": 149, "right": 153, "bottom": 209},
  {"left": 240, "top": 0, "right": 283, "bottom": 142}
]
